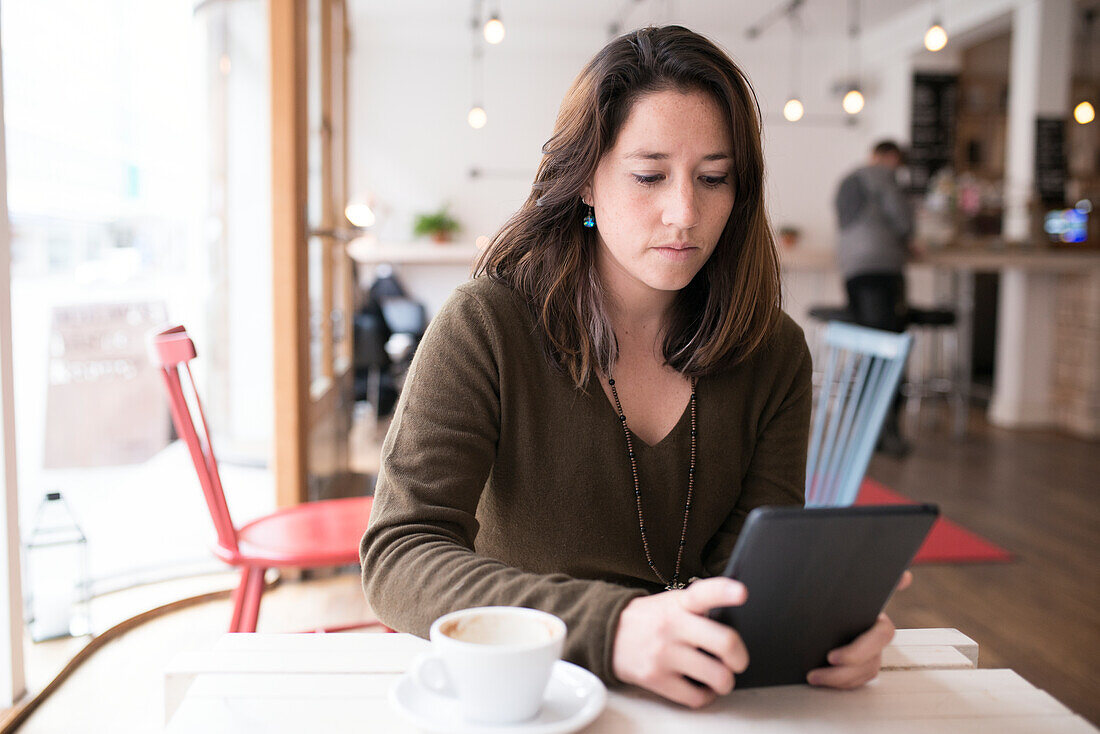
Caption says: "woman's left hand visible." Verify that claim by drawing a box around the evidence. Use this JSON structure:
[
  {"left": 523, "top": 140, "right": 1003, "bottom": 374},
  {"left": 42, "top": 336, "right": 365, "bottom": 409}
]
[{"left": 806, "top": 570, "right": 912, "bottom": 689}]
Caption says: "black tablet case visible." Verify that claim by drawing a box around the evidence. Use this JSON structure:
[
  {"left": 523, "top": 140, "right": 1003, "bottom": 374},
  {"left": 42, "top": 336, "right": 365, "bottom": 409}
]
[{"left": 708, "top": 504, "right": 938, "bottom": 689}]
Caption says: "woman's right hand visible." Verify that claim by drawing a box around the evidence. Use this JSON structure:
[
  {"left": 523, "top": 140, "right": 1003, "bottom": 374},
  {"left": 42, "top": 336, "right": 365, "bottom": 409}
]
[{"left": 611, "top": 578, "right": 749, "bottom": 708}]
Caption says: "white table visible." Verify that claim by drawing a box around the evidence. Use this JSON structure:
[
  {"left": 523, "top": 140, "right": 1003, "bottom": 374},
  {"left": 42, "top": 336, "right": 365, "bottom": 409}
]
[{"left": 164, "top": 630, "right": 1095, "bottom": 733}]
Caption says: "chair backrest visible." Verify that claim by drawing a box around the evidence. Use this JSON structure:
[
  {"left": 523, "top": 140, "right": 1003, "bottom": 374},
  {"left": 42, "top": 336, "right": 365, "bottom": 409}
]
[
  {"left": 806, "top": 322, "right": 912, "bottom": 507},
  {"left": 149, "top": 325, "right": 239, "bottom": 556}
]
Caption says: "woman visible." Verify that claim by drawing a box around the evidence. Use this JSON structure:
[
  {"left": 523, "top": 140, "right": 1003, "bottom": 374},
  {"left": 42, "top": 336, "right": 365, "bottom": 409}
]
[{"left": 361, "top": 25, "right": 901, "bottom": 708}]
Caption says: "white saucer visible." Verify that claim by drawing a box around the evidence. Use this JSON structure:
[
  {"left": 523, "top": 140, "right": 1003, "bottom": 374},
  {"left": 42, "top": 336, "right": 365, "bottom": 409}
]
[{"left": 389, "top": 660, "right": 607, "bottom": 734}]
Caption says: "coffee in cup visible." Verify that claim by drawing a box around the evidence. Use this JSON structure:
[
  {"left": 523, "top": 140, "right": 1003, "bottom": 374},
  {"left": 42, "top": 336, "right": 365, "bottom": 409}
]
[{"left": 413, "top": 606, "right": 566, "bottom": 724}]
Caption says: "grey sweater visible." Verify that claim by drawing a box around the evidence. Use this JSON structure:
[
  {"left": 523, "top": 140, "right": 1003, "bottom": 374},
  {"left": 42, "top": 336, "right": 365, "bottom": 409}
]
[
  {"left": 835, "top": 164, "right": 914, "bottom": 279},
  {"left": 360, "top": 277, "right": 812, "bottom": 684}
]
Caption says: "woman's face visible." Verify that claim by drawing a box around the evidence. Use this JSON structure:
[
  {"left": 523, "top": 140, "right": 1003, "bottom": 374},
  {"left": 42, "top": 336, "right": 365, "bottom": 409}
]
[{"left": 583, "top": 88, "right": 736, "bottom": 303}]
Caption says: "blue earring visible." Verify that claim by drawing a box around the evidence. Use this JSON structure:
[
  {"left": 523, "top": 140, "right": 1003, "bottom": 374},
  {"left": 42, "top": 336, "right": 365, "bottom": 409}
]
[{"left": 582, "top": 203, "right": 596, "bottom": 228}]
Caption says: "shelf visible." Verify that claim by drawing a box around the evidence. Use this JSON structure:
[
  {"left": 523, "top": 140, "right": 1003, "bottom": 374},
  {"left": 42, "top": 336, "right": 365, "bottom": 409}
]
[{"left": 346, "top": 238, "right": 481, "bottom": 265}]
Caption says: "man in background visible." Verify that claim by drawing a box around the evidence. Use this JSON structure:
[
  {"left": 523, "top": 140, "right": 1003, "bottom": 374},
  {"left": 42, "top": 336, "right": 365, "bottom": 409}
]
[{"left": 834, "top": 140, "right": 918, "bottom": 457}]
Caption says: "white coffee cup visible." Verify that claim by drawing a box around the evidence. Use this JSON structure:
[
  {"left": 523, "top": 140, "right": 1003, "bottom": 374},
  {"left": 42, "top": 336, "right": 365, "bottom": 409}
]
[{"left": 413, "top": 606, "right": 566, "bottom": 724}]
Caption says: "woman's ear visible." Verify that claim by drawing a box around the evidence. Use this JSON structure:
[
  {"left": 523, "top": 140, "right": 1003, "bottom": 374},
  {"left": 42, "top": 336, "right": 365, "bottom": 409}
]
[{"left": 580, "top": 184, "right": 592, "bottom": 207}]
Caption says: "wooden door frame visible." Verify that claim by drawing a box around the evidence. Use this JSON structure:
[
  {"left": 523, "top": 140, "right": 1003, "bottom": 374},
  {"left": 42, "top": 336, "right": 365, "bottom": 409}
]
[
  {"left": 270, "top": 0, "right": 353, "bottom": 507},
  {"left": 270, "top": 0, "right": 310, "bottom": 508}
]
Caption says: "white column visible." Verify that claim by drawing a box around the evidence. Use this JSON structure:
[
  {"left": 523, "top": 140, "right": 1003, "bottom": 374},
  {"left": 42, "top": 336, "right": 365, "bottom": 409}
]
[
  {"left": 1002, "top": 0, "right": 1073, "bottom": 240},
  {"left": 989, "top": 268, "right": 1059, "bottom": 427},
  {"left": 0, "top": 34, "right": 28, "bottom": 706},
  {"left": 991, "top": 0, "right": 1073, "bottom": 428}
]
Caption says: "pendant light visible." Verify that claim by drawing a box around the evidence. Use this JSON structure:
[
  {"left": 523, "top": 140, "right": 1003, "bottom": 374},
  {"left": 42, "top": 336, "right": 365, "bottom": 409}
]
[
  {"left": 924, "top": 21, "right": 947, "bottom": 51},
  {"left": 1075, "top": 101, "right": 1096, "bottom": 125},
  {"left": 843, "top": 0, "right": 864, "bottom": 116},
  {"left": 467, "top": 105, "right": 488, "bottom": 129},
  {"left": 784, "top": 99, "right": 805, "bottom": 122},
  {"left": 483, "top": 8, "right": 505, "bottom": 44},
  {"left": 468, "top": 9, "right": 487, "bottom": 129},
  {"left": 783, "top": 9, "right": 804, "bottom": 121},
  {"left": 924, "top": 1, "right": 948, "bottom": 52},
  {"left": 843, "top": 89, "right": 865, "bottom": 114},
  {"left": 1074, "top": 9, "right": 1095, "bottom": 126}
]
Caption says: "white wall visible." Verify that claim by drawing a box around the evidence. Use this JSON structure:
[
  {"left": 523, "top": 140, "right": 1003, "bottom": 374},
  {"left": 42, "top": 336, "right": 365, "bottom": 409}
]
[{"left": 346, "top": 8, "right": 893, "bottom": 256}]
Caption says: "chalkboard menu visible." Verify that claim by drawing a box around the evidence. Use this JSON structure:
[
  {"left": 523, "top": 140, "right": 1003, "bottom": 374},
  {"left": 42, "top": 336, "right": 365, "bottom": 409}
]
[
  {"left": 909, "top": 73, "right": 959, "bottom": 194},
  {"left": 1035, "top": 117, "right": 1067, "bottom": 204}
]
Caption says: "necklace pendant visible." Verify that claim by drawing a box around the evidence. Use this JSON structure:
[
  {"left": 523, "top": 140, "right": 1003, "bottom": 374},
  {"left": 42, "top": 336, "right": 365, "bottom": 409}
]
[{"left": 666, "top": 581, "right": 686, "bottom": 591}]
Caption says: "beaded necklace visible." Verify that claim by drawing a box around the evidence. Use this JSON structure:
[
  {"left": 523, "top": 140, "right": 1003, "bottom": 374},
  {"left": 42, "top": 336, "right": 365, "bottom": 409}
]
[{"left": 607, "top": 374, "right": 697, "bottom": 591}]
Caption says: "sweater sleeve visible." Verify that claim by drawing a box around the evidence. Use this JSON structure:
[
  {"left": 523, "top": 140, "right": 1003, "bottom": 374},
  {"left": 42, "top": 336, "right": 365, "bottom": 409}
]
[
  {"left": 703, "top": 320, "right": 813, "bottom": 577},
  {"left": 880, "top": 175, "right": 914, "bottom": 242},
  {"left": 360, "top": 285, "right": 646, "bottom": 684}
]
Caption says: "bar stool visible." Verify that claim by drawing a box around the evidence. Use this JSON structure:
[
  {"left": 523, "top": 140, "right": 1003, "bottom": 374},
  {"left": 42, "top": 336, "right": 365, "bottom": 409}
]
[{"left": 902, "top": 307, "right": 967, "bottom": 435}]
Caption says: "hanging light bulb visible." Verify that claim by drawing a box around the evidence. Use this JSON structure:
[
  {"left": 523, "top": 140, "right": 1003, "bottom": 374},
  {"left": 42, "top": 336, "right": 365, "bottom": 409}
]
[
  {"left": 782, "top": 7, "right": 805, "bottom": 124},
  {"left": 468, "top": 16, "right": 488, "bottom": 130},
  {"left": 841, "top": 1, "right": 865, "bottom": 116},
  {"left": 483, "top": 15, "right": 505, "bottom": 44},
  {"left": 1074, "top": 11, "right": 1096, "bottom": 124},
  {"left": 924, "top": 20, "right": 948, "bottom": 52},
  {"left": 468, "top": 106, "right": 488, "bottom": 129},
  {"left": 842, "top": 88, "right": 865, "bottom": 115},
  {"left": 1075, "top": 101, "right": 1096, "bottom": 125}
]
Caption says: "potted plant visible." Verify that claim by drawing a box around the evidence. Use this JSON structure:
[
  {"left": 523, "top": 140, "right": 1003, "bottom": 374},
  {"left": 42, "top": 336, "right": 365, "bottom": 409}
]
[
  {"left": 413, "top": 206, "right": 461, "bottom": 244},
  {"left": 777, "top": 225, "right": 801, "bottom": 250}
]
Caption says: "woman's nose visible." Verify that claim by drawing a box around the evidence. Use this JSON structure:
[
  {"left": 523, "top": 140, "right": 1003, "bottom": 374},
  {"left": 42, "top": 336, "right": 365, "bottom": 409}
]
[{"left": 662, "top": 179, "right": 699, "bottom": 229}]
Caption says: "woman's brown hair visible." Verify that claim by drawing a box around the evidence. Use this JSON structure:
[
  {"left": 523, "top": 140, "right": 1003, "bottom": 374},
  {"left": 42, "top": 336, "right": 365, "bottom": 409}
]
[{"left": 475, "top": 25, "right": 781, "bottom": 388}]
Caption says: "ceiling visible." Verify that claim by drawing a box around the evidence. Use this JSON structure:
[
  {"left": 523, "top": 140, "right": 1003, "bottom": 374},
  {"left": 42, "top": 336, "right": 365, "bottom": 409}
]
[{"left": 352, "top": 0, "right": 933, "bottom": 41}]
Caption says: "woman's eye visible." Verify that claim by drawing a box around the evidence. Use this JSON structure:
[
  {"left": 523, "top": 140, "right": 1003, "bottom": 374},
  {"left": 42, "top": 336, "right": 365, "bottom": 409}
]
[{"left": 631, "top": 173, "right": 729, "bottom": 188}]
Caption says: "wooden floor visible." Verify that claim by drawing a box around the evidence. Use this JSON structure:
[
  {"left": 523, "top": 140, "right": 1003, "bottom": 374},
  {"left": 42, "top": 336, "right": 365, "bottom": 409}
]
[
  {"left": 8, "top": 407, "right": 1099, "bottom": 731},
  {"left": 879, "top": 410, "right": 1100, "bottom": 727}
]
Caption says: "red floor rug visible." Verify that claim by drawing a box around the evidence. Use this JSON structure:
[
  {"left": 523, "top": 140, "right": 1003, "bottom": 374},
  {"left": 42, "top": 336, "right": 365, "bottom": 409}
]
[{"left": 855, "top": 478, "right": 1014, "bottom": 564}]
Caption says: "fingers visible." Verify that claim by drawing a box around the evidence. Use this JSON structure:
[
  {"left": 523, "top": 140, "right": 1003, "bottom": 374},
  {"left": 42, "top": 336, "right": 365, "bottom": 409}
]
[
  {"left": 807, "top": 656, "right": 881, "bottom": 689},
  {"left": 664, "top": 644, "right": 736, "bottom": 696},
  {"left": 613, "top": 579, "right": 749, "bottom": 708},
  {"left": 828, "top": 614, "right": 895, "bottom": 668},
  {"left": 895, "top": 570, "right": 913, "bottom": 592},
  {"left": 672, "top": 612, "right": 749, "bottom": 674},
  {"left": 652, "top": 673, "right": 719, "bottom": 709},
  {"left": 678, "top": 577, "right": 747, "bottom": 616},
  {"left": 809, "top": 614, "right": 895, "bottom": 690}
]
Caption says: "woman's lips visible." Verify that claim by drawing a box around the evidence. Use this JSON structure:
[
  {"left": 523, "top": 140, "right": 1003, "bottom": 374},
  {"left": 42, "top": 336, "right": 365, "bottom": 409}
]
[{"left": 653, "top": 245, "right": 699, "bottom": 261}]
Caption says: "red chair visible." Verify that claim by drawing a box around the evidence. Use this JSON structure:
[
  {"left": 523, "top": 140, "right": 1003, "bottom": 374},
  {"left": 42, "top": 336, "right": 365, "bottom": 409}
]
[{"left": 150, "top": 325, "right": 382, "bottom": 633}]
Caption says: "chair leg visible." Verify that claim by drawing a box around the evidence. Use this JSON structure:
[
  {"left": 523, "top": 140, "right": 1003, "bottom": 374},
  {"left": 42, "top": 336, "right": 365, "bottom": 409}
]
[
  {"left": 946, "top": 328, "right": 967, "bottom": 437},
  {"left": 905, "top": 327, "right": 923, "bottom": 424},
  {"left": 229, "top": 566, "right": 267, "bottom": 633},
  {"left": 240, "top": 567, "right": 266, "bottom": 633},
  {"left": 229, "top": 567, "right": 251, "bottom": 633}
]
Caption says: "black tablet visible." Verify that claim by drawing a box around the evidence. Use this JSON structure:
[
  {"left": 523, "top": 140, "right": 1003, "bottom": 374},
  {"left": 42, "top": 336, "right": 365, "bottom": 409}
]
[{"left": 707, "top": 503, "right": 938, "bottom": 689}]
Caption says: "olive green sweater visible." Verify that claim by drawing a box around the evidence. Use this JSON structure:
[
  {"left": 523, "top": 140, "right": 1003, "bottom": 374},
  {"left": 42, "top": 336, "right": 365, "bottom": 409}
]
[{"left": 360, "top": 277, "right": 811, "bottom": 684}]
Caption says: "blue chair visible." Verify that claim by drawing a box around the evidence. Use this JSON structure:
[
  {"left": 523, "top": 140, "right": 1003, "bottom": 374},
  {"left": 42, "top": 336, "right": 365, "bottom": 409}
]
[{"left": 806, "top": 322, "right": 913, "bottom": 507}]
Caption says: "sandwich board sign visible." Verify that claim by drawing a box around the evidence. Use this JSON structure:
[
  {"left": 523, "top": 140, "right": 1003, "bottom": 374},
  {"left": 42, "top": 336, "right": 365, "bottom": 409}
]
[{"left": 43, "top": 301, "right": 171, "bottom": 468}]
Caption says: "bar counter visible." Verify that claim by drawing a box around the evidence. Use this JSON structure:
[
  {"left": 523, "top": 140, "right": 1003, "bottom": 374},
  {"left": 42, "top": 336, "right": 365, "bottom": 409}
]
[
  {"left": 921, "top": 243, "right": 1100, "bottom": 270},
  {"left": 780, "top": 242, "right": 1100, "bottom": 439}
]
